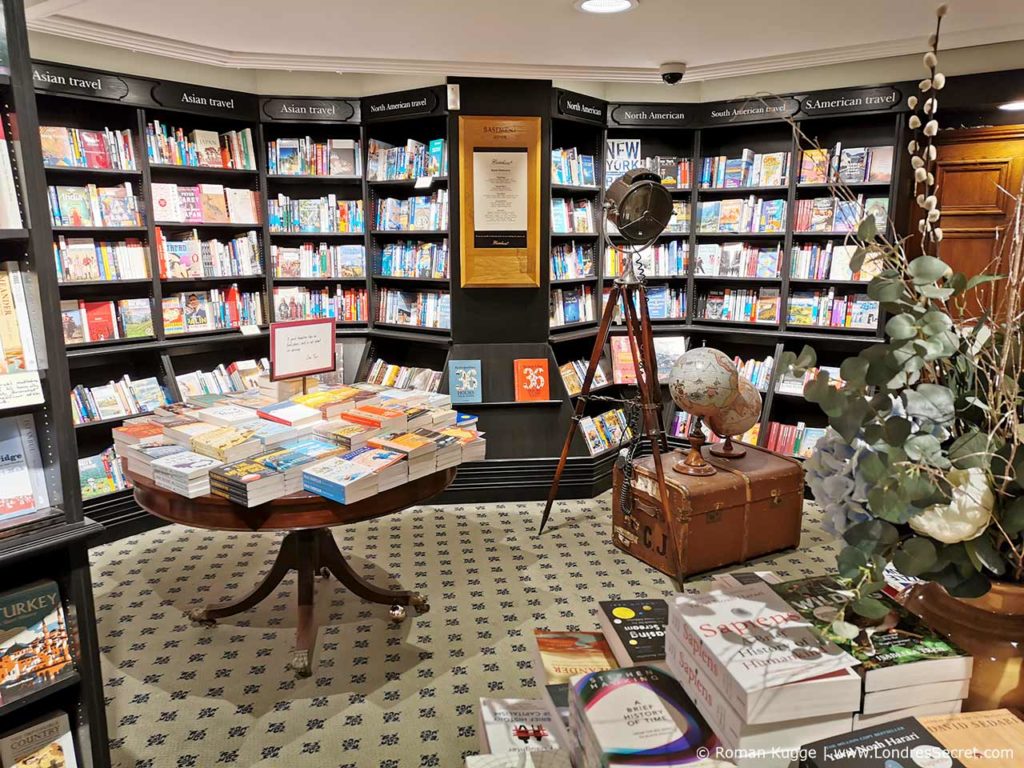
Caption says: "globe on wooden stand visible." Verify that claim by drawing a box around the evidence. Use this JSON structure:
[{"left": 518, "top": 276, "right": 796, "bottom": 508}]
[
  {"left": 667, "top": 347, "right": 741, "bottom": 476},
  {"left": 707, "top": 377, "right": 763, "bottom": 459}
]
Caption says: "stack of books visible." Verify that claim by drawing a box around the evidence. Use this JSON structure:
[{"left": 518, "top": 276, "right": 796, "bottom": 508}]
[
  {"left": 273, "top": 243, "right": 366, "bottom": 278},
  {"left": 146, "top": 121, "right": 256, "bottom": 170},
  {"left": 375, "top": 191, "right": 449, "bottom": 231},
  {"left": 150, "top": 451, "right": 222, "bottom": 497},
  {"left": 368, "top": 431, "right": 438, "bottom": 480},
  {"left": 40, "top": 125, "right": 137, "bottom": 170},
  {"left": 48, "top": 183, "right": 143, "bottom": 228},
  {"left": 700, "top": 148, "right": 790, "bottom": 188},
  {"left": 266, "top": 137, "right": 360, "bottom": 177},
  {"left": 476, "top": 698, "right": 562, "bottom": 761},
  {"left": 267, "top": 194, "right": 364, "bottom": 233},
  {"left": 301, "top": 454, "right": 380, "bottom": 504},
  {"left": 697, "top": 197, "right": 786, "bottom": 233},
  {"left": 379, "top": 239, "right": 449, "bottom": 279},
  {"left": 151, "top": 183, "right": 259, "bottom": 225},
  {"left": 597, "top": 598, "right": 669, "bottom": 672},
  {"left": 156, "top": 229, "right": 262, "bottom": 279},
  {"left": 54, "top": 236, "right": 149, "bottom": 282},
  {"left": 367, "top": 138, "right": 447, "bottom": 180},
  {"left": 694, "top": 242, "right": 781, "bottom": 278}
]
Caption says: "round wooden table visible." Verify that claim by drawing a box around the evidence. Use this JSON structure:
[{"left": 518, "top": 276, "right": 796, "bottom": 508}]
[{"left": 127, "top": 467, "right": 456, "bottom": 677}]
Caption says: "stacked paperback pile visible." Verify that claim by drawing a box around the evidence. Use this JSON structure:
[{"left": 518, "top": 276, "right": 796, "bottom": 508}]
[
  {"left": 150, "top": 450, "right": 222, "bottom": 497},
  {"left": 604, "top": 241, "right": 688, "bottom": 277},
  {"left": 550, "top": 198, "right": 595, "bottom": 234},
  {"left": 375, "top": 191, "right": 449, "bottom": 231},
  {"left": 70, "top": 375, "right": 168, "bottom": 425},
  {"left": 700, "top": 148, "right": 790, "bottom": 188},
  {"left": 267, "top": 194, "right": 364, "bottom": 233},
  {"left": 787, "top": 290, "right": 879, "bottom": 330},
  {"left": 550, "top": 242, "right": 594, "bottom": 280},
  {"left": 698, "top": 197, "right": 786, "bottom": 233},
  {"left": 550, "top": 285, "right": 594, "bottom": 327},
  {"left": 798, "top": 144, "right": 893, "bottom": 185},
  {"left": 162, "top": 286, "right": 264, "bottom": 334},
  {"left": 376, "top": 287, "right": 451, "bottom": 329},
  {"left": 551, "top": 147, "right": 597, "bottom": 187},
  {"left": 54, "top": 236, "right": 149, "bottom": 282},
  {"left": 48, "top": 183, "right": 143, "bottom": 227},
  {"left": 59, "top": 298, "right": 153, "bottom": 344},
  {"left": 379, "top": 239, "right": 449, "bottom": 279},
  {"left": 695, "top": 242, "right": 781, "bottom": 278},
  {"left": 367, "top": 138, "right": 447, "bottom": 180},
  {"left": 273, "top": 243, "right": 366, "bottom": 278},
  {"left": 695, "top": 287, "right": 780, "bottom": 324},
  {"left": 40, "top": 125, "right": 137, "bottom": 170},
  {"left": 151, "top": 183, "right": 259, "bottom": 225},
  {"left": 146, "top": 121, "right": 256, "bottom": 170},
  {"left": 272, "top": 285, "right": 367, "bottom": 322},
  {"left": 790, "top": 242, "right": 882, "bottom": 282},
  {"left": 266, "top": 137, "right": 360, "bottom": 176},
  {"left": 156, "top": 229, "right": 262, "bottom": 279}
]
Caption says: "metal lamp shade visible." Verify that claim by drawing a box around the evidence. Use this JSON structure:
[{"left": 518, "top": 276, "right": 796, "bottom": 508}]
[{"left": 605, "top": 168, "right": 673, "bottom": 245}]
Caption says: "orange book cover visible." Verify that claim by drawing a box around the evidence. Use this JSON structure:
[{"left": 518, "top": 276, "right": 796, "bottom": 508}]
[
  {"left": 532, "top": 630, "right": 617, "bottom": 684},
  {"left": 513, "top": 358, "right": 550, "bottom": 401}
]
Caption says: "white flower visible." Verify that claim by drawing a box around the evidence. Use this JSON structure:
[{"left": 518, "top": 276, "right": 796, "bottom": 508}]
[
  {"left": 909, "top": 468, "right": 994, "bottom": 544},
  {"left": 924, "top": 98, "right": 937, "bottom": 114},
  {"left": 927, "top": 209, "right": 941, "bottom": 222},
  {"left": 933, "top": 227, "right": 943, "bottom": 241},
  {"left": 923, "top": 120, "right": 939, "bottom": 137},
  {"left": 915, "top": 167, "right": 928, "bottom": 182},
  {"left": 924, "top": 52, "right": 938, "bottom": 68},
  {"left": 920, "top": 78, "right": 932, "bottom": 92},
  {"left": 911, "top": 156, "right": 925, "bottom": 169},
  {"left": 937, "top": 4, "right": 948, "bottom": 18},
  {"left": 908, "top": 96, "right": 919, "bottom": 109},
  {"left": 933, "top": 73, "right": 946, "bottom": 89},
  {"left": 926, "top": 145, "right": 937, "bottom": 160},
  {"left": 909, "top": 115, "right": 922, "bottom": 129},
  {"left": 908, "top": 140, "right": 919, "bottom": 153},
  {"left": 924, "top": 195, "right": 938, "bottom": 210}
]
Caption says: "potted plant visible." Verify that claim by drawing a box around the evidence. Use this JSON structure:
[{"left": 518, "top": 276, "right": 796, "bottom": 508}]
[{"left": 782, "top": 4, "right": 1024, "bottom": 710}]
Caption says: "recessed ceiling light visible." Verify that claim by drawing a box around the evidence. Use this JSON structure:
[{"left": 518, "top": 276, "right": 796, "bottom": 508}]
[
  {"left": 575, "top": 0, "right": 638, "bottom": 14},
  {"left": 998, "top": 100, "right": 1024, "bottom": 111}
]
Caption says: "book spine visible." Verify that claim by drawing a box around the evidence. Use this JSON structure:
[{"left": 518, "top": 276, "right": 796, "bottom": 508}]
[{"left": 666, "top": 606, "right": 749, "bottom": 716}]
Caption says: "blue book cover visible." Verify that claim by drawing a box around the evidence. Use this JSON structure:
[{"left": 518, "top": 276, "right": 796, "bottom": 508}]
[
  {"left": 448, "top": 360, "right": 482, "bottom": 404},
  {"left": 646, "top": 285, "right": 669, "bottom": 319},
  {"left": 580, "top": 155, "right": 596, "bottom": 187}
]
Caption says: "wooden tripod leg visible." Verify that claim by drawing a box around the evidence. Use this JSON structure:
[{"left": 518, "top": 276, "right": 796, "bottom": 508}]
[{"left": 538, "top": 284, "right": 623, "bottom": 535}]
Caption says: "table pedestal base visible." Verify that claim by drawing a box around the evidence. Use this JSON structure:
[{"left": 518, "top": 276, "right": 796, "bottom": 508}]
[{"left": 186, "top": 528, "right": 429, "bottom": 677}]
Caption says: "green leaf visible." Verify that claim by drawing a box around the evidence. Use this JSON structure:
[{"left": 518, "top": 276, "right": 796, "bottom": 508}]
[
  {"left": 868, "top": 485, "right": 913, "bottom": 523},
  {"left": 903, "top": 384, "right": 955, "bottom": 425},
  {"left": 883, "top": 417, "right": 913, "bottom": 445},
  {"left": 892, "top": 537, "right": 938, "bottom": 576},
  {"left": 948, "top": 431, "right": 991, "bottom": 470},
  {"left": 837, "top": 545, "right": 868, "bottom": 579},
  {"left": 819, "top": 387, "right": 847, "bottom": 418},
  {"left": 1001, "top": 496, "right": 1024, "bottom": 537},
  {"left": 918, "top": 284, "right": 956, "bottom": 300},
  {"left": 839, "top": 358, "right": 869, "bottom": 388},
  {"left": 946, "top": 571, "right": 992, "bottom": 599},
  {"left": 905, "top": 434, "right": 949, "bottom": 467},
  {"left": 966, "top": 535, "right": 1007, "bottom": 577},
  {"left": 857, "top": 215, "right": 878, "bottom": 242},
  {"left": 849, "top": 247, "right": 868, "bottom": 274},
  {"left": 966, "top": 274, "right": 1004, "bottom": 290},
  {"left": 794, "top": 344, "right": 817, "bottom": 371},
  {"left": 858, "top": 451, "right": 888, "bottom": 483},
  {"left": 908, "top": 255, "right": 950, "bottom": 283},
  {"left": 868, "top": 277, "right": 905, "bottom": 304},
  {"left": 885, "top": 313, "right": 918, "bottom": 340},
  {"left": 830, "top": 397, "right": 870, "bottom": 442},
  {"left": 947, "top": 272, "right": 968, "bottom": 295},
  {"left": 920, "top": 310, "right": 953, "bottom": 334},
  {"left": 844, "top": 518, "right": 899, "bottom": 555},
  {"left": 852, "top": 596, "right": 892, "bottom": 620}
]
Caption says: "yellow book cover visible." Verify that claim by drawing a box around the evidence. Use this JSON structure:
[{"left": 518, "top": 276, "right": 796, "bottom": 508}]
[
  {"left": 191, "top": 426, "right": 256, "bottom": 460},
  {"left": 920, "top": 709, "right": 1024, "bottom": 768},
  {"left": 532, "top": 630, "right": 617, "bottom": 684},
  {"left": 0, "top": 269, "right": 24, "bottom": 372}
]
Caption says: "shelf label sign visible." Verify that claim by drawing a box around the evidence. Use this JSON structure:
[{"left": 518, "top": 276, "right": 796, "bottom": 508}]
[
  {"left": 269, "top": 318, "right": 337, "bottom": 381},
  {"left": 363, "top": 87, "right": 441, "bottom": 121},
  {"left": 32, "top": 64, "right": 130, "bottom": 101},
  {"left": 799, "top": 86, "right": 903, "bottom": 116},
  {"left": 701, "top": 96, "right": 800, "bottom": 125},
  {"left": 556, "top": 90, "right": 606, "bottom": 123},
  {"left": 261, "top": 98, "right": 357, "bottom": 123},
  {"left": 609, "top": 103, "right": 694, "bottom": 127},
  {"left": 151, "top": 82, "right": 257, "bottom": 118},
  {"left": 0, "top": 371, "right": 44, "bottom": 410}
]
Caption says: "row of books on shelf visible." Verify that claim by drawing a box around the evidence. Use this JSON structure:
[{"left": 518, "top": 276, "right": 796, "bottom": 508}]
[
  {"left": 163, "top": 287, "right": 263, "bottom": 335},
  {"left": 47, "top": 183, "right": 143, "bottom": 228},
  {"left": 604, "top": 143, "right": 690, "bottom": 189},
  {"left": 697, "top": 197, "right": 785, "bottom": 234},
  {"left": 70, "top": 374, "right": 170, "bottom": 425},
  {"left": 607, "top": 200, "right": 690, "bottom": 237},
  {"left": 788, "top": 290, "right": 879, "bottom": 329},
  {"left": 40, "top": 125, "right": 137, "bottom": 170},
  {"left": 267, "top": 194, "right": 364, "bottom": 233},
  {"left": 0, "top": 415, "right": 50, "bottom": 524},
  {"left": 176, "top": 358, "right": 268, "bottom": 399},
  {"left": 799, "top": 143, "right": 894, "bottom": 184},
  {"left": 670, "top": 408, "right": 760, "bottom": 444},
  {"left": 375, "top": 287, "right": 451, "bottom": 329},
  {"left": 60, "top": 298, "right": 152, "bottom": 344},
  {"left": 272, "top": 285, "right": 367, "bottom": 323},
  {"left": 765, "top": 420, "right": 826, "bottom": 458},
  {"left": 550, "top": 285, "right": 594, "bottom": 327},
  {"left": 151, "top": 182, "right": 259, "bottom": 224},
  {"left": 694, "top": 287, "right": 780, "bottom": 324},
  {"left": 378, "top": 239, "right": 449, "bottom": 279},
  {"left": 54, "top": 236, "right": 149, "bottom": 282},
  {"left": 551, "top": 147, "right": 597, "bottom": 187},
  {"left": 694, "top": 241, "right": 781, "bottom": 278},
  {"left": 775, "top": 365, "right": 842, "bottom": 395},
  {"left": 579, "top": 408, "right": 631, "bottom": 456},
  {"left": 551, "top": 198, "right": 595, "bottom": 234},
  {"left": 375, "top": 190, "right": 449, "bottom": 232},
  {"left": 550, "top": 242, "right": 595, "bottom": 281},
  {"left": 364, "top": 358, "right": 442, "bottom": 392},
  {"left": 605, "top": 285, "right": 686, "bottom": 322},
  {"left": 0, "top": 263, "right": 40, "bottom": 373},
  {"left": 79, "top": 445, "right": 132, "bottom": 500},
  {"left": 156, "top": 228, "right": 262, "bottom": 279},
  {"left": 738, "top": 354, "right": 775, "bottom": 392},
  {"left": 265, "top": 137, "right": 360, "bottom": 177},
  {"left": 604, "top": 241, "right": 688, "bottom": 278},
  {"left": 558, "top": 356, "right": 611, "bottom": 397},
  {"left": 792, "top": 195, "right": 888, "bottom": 233},
  {"left": 272, "top": 243, "right": 365, "bottom": 278},
  {"left": 790, "top": 241, "right": 881, "bottom": 281},
  {"left": 699, "top": 149, "right": 789, "bottom": 189},
  {"left": 146, "top": 121, "right": 256, "bottom": 170},
  {"left": 366, "top": 137, "right": 447, "bottom": 181}
]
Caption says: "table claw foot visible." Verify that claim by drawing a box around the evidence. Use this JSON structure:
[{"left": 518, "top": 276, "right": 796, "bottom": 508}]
[
  {"left": 389, "top": 604, "right": 407, "bottom": 624},
  {"left": 410, "top": 594, "right": 430, "bottom": 615},
  {"left": 187, "top": 608, "right": 216, "bottom": 626},
  {"left": 287, "top": 651, "right": 312, "bottom": 678}
]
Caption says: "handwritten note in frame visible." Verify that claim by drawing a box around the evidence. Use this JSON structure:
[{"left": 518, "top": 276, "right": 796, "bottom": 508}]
[{"left": 269, "top": 319, "right": 337, "bottom": 381}]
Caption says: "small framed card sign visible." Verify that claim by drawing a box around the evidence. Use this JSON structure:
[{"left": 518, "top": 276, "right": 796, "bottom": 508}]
[{"left": 269, "top": 319, "right": 336, "bottom": 381}]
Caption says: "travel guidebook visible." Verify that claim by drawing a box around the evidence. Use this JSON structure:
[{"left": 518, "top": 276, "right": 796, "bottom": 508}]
[
  {"left": 0, "top": 581, "right": 76, "bottom": 707},
  {"left": 0, "top": 712, "right": 79, "bottom": 768}
]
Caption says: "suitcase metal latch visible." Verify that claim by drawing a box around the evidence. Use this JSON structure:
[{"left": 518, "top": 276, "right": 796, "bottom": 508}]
[{"left": 770, "top": 489, "right": 782, "bottom": 506}]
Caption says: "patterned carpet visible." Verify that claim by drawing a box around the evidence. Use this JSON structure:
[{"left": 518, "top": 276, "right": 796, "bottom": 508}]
[{"left": 90, "top": 492, "right": 839, "bottom": 768}]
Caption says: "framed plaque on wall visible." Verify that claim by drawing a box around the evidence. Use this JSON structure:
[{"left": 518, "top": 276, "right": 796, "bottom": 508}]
[{"left": 458, "top": 115, "right": 542, "bottom": 287}]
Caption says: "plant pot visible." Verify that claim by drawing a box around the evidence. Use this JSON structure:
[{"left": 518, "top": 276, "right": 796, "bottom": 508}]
[{"left": 904, "top": 579, "right": 1024, "bottom": 711}]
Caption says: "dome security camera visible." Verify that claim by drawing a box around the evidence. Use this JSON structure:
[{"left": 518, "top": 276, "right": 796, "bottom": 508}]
[{"left": 659, "top": 62, "right": 687, "bottom": 85}]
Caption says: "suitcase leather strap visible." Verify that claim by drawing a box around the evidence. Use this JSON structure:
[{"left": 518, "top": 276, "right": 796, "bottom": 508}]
[{"left": 704, "top": 454, "right": 753, "bottom": 560}]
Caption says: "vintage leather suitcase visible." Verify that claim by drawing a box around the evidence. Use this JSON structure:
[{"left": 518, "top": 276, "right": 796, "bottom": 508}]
[{"left": 611, "top": 443, "right": 804, "bottom": 580}]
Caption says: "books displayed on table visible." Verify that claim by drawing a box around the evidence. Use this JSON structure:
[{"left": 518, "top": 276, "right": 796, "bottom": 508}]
[
  {"left": 578, "top": 408, "right": 631, "bottom": 456},
  {"left": 47, "top": 183, "right": 143, "bottom": 227},
  {"left": 776, "top": 365, "right": 842, "bottom": 396},
  {"left": 151, "top": 182, "right": 259, "bottom": 225},
  {"left": 479, "top": 697, "right": 561, "bottom": 754},
  {"left": 78, "top": 445, "right": 131, "bottom": 500},
  {"left": 0, "top": 711, "right": 81, "bottom": 768},
  {"left": 790, "top": 242, "right": 883, "bottom": 282},
  {"left": 699, "top": 148, "right": 790, "bottom": 188},
  {"left": 605, "top": 284, "right": 685, "bottom": 322},
  {"left": 266, "top": 137, "right": 361, "bottom": 177},
  {"left": 793, "top": 195, "right": 889, "bottom": 233},
  {"left": 550, "top": 285, "right": 594, "bottom": 327},
  {"left": 597, "top": 599, "right": 669, "bottom": 672},
  {"left": 70, "top": 375, "right": 170, "bottom": 425},
  {"left": 365, "top": 359, "right": 443, "bottom": 393},
  {"left": 151, "top": 450, "right": 222, "bottom": 497},
  {"left": 798, "top": 144, "right": 894, "bottom": 185},
  {"left": 0, "top": 416, "right": 49, "bottom": 524},
  {"left": 694, "top": 241, "right": 781, "bottom": 278},
  {"left": 0, "top": 581, "right": 75, "bottom": 708},
  {"left": 697, "top": 197, "right": 786, "bottom": 233},
  {"left": 551, "top": 147, "right": 597, "bottom": 187},
  {"left": 695, "top": 286, "right": 780, "bottom": 324},
  {"left": 156, "top": 227, "right": 262, "bottom": 279},
  {"left": 0, "top": 262, "right": 41, "bottom": 372},
  {"left": 273, "top": 243, "right": 365, "bottom": 279},
  {"left": 550, "top": 198, "right": 595, "bottom": 234},
  {"left": 267, "top": 194, "right": 364, "bottom": 233},
  {"left": 787, "top": 290, "right": 879, "bottom": 330},
  {"left": 765, "top": 420, "right": 827, "bottom": 457},
  {"left": 176, "top": 358, "right": 268, "bottom": 398},
  {"left": 375, "top": 191, "right": 449, "bottom": 232},
  {"left": 558, "top": 356, "right": 611, "bottom": 397},
  {"left": 146, "top": 120, "right": 256, "bottom": 170},
  {"left": 40, "top": 124, "right": 137, "bottom": 170},
  {"left": 272, "top": 285, "right": 368, "bottom": 322},
  {"left": 161, "top": 286, "right": 264, "bottom": 335},
  {"left": 604, "top": 241, "right": 688, "bottom": 278},
  {"left": 0, "top": 122, "right": 21, "bottom": 229},
  {"left": 375, "top": 287, "right": 451, "bottom": 329},
  {"left": 59, "top": 298, "right": 154, "bottom": 344},
  {"left": 54, "top": 236, "right": 149, "bottom": 282},
  {"left": 550, "top": 241, "right": 594, "bottom": 281},
  {"left": 366, "top": 137, "right": 447, "bottom": 181},
  {"left": 379, "top": 239, "right": 449, "bottom": 279}
]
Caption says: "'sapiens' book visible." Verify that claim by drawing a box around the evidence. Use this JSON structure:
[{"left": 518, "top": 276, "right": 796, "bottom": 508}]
[
  {"left": 0, "top": 581, "right": 75, "bottom": 707},
  {"left": 0, "top": 711, "right": 79, "bottom": 768},
  {"left": 570, "top": 666, "right": 728, "bottom": 768},
  {"left": 597, "top": 599, "right": 668, "bottom": 670},
  {"left": 478, "top": 698, "right": 560, "bottom": 754},
  {"left": 770, "top": 576, "right": 973, "bottom": 694},
  {"left": 668, "top": 582, "right": 861, "bottom": 724},
  {"left": 449, "top": 360, "right": 482, "bottom": 404},
  {"left": 513, "top": 359, "right": 550, "bottom": 402}
]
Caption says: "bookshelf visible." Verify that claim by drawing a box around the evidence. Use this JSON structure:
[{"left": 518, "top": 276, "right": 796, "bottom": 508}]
[{"left": 0, "top": 2, "right": 109, "bottom": 766}]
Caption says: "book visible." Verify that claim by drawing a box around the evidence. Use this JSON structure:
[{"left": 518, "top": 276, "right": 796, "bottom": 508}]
[
  {"left": 0, "top": 581, "right": 75, "bottom": 707},
  {"left": 652, "top": 336, "right": 687, "bottom": 384},
  {"left": 82, "top": 300, "right": 117, "bottom": 341},
  {"left": 531, "top": 630, "right": 617, "bottom": 687},
  {"left": 478, "top": 698, "right": 560, "bottom": 754},
  {"left": 609, "top": 336, "right": 637, "bottom": 385},
  {"left": 0, "top": 417, "right": 44, "bottom": 522},
  {"left": 866, "top": 147, "right": 894, "bottom": 183},
  {"left": 0, "top": 711, "right": 79, "bottom": 768},
  {"left": 449, "top": 360, "right": 482, "bottom": 404},
  {"left": 597, "top": 599, "right": 668, "bottom": 669},
  {"left": 301, "top": 456, "right": 377, "bottom": 504},
  {"left": 513, "top": 359, "right": 549, "bottom": 402}
]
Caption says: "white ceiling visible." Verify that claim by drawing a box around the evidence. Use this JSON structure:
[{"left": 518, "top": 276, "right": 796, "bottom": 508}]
[{"left": 24, "top": 0, "right": 1024, "bottom": 82}]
